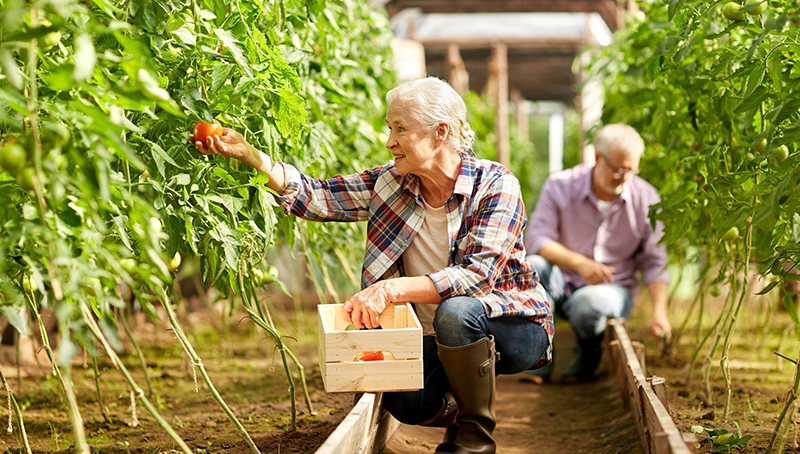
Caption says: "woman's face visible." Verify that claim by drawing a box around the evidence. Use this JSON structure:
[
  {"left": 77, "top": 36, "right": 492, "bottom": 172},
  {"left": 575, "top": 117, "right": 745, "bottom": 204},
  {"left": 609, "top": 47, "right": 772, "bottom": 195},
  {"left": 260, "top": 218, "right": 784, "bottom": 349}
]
[{"left": 385, "top": 101, "right": 438, "bottom": 176}]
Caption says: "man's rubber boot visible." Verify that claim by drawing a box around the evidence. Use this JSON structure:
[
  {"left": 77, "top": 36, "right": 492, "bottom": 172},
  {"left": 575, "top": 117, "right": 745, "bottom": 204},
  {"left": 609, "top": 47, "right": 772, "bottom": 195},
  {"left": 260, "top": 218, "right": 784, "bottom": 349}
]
[
  {"left": 561, "top": 333, "right": 604, "bottom": 384},
  {"left": 435, "top": 336, "right": 497, "bottom": 454},
  {"left": 518, "top": 358, "right": 553, "bottom": 384}
]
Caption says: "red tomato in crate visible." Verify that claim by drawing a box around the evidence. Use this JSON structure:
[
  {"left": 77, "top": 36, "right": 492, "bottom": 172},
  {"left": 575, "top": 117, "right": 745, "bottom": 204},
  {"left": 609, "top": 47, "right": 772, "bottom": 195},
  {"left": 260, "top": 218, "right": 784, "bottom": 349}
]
[{"left": 353, "top": 351, "right": 385, "bottom": 362}]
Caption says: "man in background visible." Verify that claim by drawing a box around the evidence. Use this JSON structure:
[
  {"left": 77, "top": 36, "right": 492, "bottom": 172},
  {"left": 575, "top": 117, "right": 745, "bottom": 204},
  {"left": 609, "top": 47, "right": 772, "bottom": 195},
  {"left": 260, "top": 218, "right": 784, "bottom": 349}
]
[{"left": 522, "top": 123, "right": 670, "bottom": 383}]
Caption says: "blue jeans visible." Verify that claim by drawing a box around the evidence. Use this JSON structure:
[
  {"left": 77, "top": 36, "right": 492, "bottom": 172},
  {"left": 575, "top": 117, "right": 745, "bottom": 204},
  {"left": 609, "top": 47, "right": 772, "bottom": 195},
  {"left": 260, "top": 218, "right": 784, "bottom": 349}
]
[
  {"left": 526, "top": 254, "right": 633, "bottom": 339},
  {"left": 382, "top": 296, "right": 549, "bottom": 425}
]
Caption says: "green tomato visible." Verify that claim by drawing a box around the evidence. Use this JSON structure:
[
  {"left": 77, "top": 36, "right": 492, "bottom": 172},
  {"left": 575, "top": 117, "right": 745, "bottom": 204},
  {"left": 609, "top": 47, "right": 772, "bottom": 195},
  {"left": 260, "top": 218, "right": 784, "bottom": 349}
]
[
  {"left": 252, "top": 268, "right": 266, "bottom": 286},
  {"left": 774, "top": 145, "right": 789, "bottom": 163},
  {"left": 41, "top": 122, "right": 71, "bottom": 150},
  {"left": 722, "top": 226, "right": 739, "bottom": 242},
  {"left": 722, "top": 2, "right": 745, "bottom": 20},
  {"left": 149, "top": 217, "right": 162, "bottom": 233},
  {"left": 0, "top": 142, "right": 27, "bottom": 176},
  {"left": 16, "top": 167, "right": 36, "bottom": 191},
  {"left": 120, "top": 258, "right": 137, "bottom": 273},
  {"left": 21, "top": 275, "right": 38, "bottom": 294},
  {"left": 42, "top": 31, "right": 61, "bottom": 50},
  {"left": 745, "top": 1, "right": 767, "bottom": 15},
  {"left": 754, "top": 138, "right": 767, "bottom": 153},
  {"left": 710, "top": 287, "right": 721, "bottom": 297}
]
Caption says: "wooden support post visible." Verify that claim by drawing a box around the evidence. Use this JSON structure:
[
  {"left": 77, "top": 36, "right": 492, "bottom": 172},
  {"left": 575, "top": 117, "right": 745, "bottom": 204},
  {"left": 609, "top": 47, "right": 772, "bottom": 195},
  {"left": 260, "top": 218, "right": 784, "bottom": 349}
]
[
  {"left": 648, "top": 376, "right": 669, "bottom": 414},
  {"left": 511, "top": 89, "right": 528, "bottom": 143},
  {"left": 491, "top": 43, "right": 509, "bottom": 168},
  {"left": 632, "top": 340, "right": 646, "bottom": 372},
  {"left": 446, "top": 44, "right": 469, "bottom": 96}
]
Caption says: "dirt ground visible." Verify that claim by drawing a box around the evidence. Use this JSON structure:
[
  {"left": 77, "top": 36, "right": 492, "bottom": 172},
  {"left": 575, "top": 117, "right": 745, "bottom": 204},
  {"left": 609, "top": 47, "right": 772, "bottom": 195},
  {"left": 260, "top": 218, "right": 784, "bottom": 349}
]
[
  {"left": 0, "top": 301, "right": 355, "bottom": 454},
  {"left": 3, "top": 287, "right": 800, "bottom": 454},
  {"left": 384, "top": 319, "right": 642, "bottom": 454}
]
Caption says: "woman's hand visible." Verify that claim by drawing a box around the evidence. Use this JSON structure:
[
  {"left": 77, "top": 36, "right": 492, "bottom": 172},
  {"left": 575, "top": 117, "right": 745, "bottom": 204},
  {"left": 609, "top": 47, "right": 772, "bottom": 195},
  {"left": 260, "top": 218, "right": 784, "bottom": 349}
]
[
  {"left": 342, "top": 281, "right": 398, "bottom": 329},
  {"left": 191, "top": 127, "right": 285, "bottom": 191},
  {"left": 192, "top": 128, "right": 261, "bottom": 167}
]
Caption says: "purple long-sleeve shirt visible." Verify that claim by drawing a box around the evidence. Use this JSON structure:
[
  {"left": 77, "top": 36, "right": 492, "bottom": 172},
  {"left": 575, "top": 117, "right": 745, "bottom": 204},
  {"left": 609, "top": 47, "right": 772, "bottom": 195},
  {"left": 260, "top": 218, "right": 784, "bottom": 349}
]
[{"left": 524, "top": 164, "right": 668, "bottom": 296}]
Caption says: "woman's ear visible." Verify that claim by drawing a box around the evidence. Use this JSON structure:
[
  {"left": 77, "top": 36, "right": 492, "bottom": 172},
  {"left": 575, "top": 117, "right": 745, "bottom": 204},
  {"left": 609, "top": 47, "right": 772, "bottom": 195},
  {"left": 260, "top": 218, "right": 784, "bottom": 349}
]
[{"left": 436, "top": 123, "right": 449, "bottom": 147}]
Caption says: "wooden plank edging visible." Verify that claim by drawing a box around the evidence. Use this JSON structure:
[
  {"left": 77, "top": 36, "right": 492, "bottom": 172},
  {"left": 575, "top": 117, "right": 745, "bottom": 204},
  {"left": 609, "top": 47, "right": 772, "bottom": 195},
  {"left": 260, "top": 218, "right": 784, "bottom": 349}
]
[
  {"left": 606, "top": 319, "right": 698, "bottom": 454},
  {"left": 314, "top": 392, "right": 400, "bottom": 454}
]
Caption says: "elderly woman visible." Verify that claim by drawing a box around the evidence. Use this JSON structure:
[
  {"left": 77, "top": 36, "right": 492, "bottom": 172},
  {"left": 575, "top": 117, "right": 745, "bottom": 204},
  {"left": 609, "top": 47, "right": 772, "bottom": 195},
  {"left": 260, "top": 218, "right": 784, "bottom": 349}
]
[{"left": 194, "top": 77, "right": 552, "bottom": 454}]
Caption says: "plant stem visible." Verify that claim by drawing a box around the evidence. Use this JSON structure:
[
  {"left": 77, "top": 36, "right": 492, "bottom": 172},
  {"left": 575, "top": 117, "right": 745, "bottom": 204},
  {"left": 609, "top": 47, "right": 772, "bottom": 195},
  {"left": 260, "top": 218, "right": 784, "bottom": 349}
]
[
  {"left": 90, "top": 351, "right": 112, "bottom": 423},
  {"left": 78, "top": 301, "right": 192, "bottom": 454},
  {"left": 767, "top": 345, "right": 800, "bottom": 453},
  {"left": 25, "top": 297, "right": 89, "bottom": 454},
  {"left": 156, "top": 288, "right": 261, "bottom": 454},
  {"left": 244, "top": 307, "right": 298, "bottom": 429},
  {"left": 118, "top": 307, "right": 154, "bottom": 397},
  {"left": 721, "top": 211, "right": 754, "bottom": 420},
  {"left": 0, "top": 366, "right": 32, "bottom": 454}
]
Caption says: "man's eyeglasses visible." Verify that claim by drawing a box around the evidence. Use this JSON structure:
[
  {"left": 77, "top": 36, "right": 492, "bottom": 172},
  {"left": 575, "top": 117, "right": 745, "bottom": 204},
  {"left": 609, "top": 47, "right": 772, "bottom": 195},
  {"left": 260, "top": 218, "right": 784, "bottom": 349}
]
[{"left": 599, "top": 154, "right": 640, "bottom": 180}]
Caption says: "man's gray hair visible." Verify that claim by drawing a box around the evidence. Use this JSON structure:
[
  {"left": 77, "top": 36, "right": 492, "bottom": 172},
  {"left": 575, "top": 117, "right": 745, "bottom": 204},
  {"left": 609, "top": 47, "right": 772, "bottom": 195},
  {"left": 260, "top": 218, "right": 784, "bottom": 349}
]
[
  {"left": 594, "top": 124, "right": 645, "bottom": 158},
  {"left": 386, "top": 77, "right": 475, "bottom": 156}
]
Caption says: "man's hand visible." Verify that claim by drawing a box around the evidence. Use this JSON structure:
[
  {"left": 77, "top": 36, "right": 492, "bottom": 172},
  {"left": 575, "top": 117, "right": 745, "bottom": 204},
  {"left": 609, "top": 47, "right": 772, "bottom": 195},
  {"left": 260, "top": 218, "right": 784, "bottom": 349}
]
[
  {"left": 647, "top": 281, "right": 671, "bottom": 341},
  {"left": 575, "top": 258, "right": 616, "bottom": 285},
  {"left": 650, "top": 312, "right": 672, "bottom": 342},
  {"left": 342, "top": 281, "right": 397, "bottom": 330}
]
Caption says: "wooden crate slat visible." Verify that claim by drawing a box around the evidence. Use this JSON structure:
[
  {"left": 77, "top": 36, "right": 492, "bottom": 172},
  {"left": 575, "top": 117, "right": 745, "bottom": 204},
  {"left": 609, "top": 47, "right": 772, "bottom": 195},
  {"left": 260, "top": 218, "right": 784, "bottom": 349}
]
[{"left": 323, "top": 359, "right": 424, "bottom": 393}]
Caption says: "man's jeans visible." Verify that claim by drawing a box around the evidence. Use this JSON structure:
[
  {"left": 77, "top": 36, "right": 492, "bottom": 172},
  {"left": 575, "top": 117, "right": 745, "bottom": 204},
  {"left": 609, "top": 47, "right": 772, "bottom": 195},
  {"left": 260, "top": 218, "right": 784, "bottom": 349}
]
[
  {"left": 526, "top": 254, "right": 633, "bottom": 339},
  {"left": 382, "top": 296, "right": 549, "bottom": 425}
]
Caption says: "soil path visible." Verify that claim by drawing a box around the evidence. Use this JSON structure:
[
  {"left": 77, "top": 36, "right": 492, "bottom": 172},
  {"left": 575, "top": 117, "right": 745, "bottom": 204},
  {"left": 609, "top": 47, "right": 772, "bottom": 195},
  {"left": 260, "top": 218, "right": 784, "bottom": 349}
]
[{"left": 384, "top": 326, "right": 644, "bottom": 454}]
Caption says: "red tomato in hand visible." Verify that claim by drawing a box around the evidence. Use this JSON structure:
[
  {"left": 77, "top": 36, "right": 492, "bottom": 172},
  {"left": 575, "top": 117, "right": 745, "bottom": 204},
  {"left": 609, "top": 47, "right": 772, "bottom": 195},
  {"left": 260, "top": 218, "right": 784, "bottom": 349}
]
[
  {"left": 193, "top": 119, "right": 222, "bottom": 145},
  {"left": 354, "top": 351, "right": 384, "bottom": 362}
]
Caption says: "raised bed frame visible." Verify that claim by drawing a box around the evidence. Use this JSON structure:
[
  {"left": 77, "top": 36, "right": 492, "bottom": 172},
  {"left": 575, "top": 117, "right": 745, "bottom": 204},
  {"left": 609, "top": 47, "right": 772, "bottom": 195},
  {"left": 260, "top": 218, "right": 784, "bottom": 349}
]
[{"left": 316, "top": 318, "right": 698, "bottom": 454}]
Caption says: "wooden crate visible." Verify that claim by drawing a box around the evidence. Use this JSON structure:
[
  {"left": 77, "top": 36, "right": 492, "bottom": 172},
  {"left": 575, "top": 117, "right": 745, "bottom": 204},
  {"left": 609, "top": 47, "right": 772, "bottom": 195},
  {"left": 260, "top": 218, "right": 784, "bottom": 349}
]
[{"left": 318, "top": 303, "right": 423, "bottom": 393}]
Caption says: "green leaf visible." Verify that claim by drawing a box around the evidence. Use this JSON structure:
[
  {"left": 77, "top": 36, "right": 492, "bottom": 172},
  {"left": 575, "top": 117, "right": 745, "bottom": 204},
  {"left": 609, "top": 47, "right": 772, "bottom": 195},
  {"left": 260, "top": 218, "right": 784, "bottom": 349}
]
[
  {"left": 114, "top": 216, "right": 133, "bottom": 251},
  {"left": 207, "top": 194, "right": 246, "bottom": 216},
  {"left": 173, "top": 26, "right": 196, "bottom": 46},
  {"left": 73, "top": 34, "right": 97, "bottom": 82},
  {"left": 735, "top": 86, "right": 769, "bottom": 114},
  {"left": 0, "top": 85, "right": 30, "bottom": 116},
  {"left": 0, "top": 47, "right": 23, "bottom": 90},
  {"left": 210, "top": 63, "right": 236, "bottom": 93},
  {"left": 213, "top": 28, "right": 252, "bottom": 77},
  {"left": 1, "top": 306, "right": 27, "bottom": 335},
  {"left": 783, "top": 291, "right": 799, "bottom": 325}
]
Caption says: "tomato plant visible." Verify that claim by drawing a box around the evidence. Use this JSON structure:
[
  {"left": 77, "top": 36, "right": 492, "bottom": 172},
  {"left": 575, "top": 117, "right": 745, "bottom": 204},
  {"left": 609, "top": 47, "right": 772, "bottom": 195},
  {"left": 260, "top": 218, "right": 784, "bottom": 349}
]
[
  {"left": 588, "top": 0, "right": 800, "bottom": 442},
  {"left": 0, "top": 0, "right": 396, "bottom": 451}
]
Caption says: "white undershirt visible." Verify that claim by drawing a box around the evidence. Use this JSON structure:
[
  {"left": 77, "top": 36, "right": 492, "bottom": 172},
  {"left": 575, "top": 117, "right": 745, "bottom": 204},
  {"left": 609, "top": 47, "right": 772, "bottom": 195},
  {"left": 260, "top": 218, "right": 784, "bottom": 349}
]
[
  {"left": 403, "top": 198, "right": 448, "bottom": 335},
  {"left": 597, "top": 199, "right": 614, "bottom": 217}
]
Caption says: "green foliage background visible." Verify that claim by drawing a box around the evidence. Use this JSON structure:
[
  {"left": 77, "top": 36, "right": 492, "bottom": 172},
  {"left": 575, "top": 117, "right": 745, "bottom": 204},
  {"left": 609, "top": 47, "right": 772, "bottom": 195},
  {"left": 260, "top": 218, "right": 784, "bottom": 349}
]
[
  {"left": 0, "top": 0, "right": 394, "bottom": 364},
  {"left": 588, "top": 0, "right": 800, "bottom": 291}
]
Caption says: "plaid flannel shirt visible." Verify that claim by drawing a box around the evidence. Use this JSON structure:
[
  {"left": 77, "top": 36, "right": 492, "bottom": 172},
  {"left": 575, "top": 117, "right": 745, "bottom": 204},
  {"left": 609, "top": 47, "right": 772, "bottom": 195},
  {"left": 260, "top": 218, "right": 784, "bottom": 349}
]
[{"left": 276, "top": 155, "right": 554, "bottom": 363}]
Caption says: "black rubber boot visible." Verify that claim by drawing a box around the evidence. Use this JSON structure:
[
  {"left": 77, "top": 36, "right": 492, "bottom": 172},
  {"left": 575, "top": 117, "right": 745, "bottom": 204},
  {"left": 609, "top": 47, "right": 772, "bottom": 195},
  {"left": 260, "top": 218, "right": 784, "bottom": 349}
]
[
  {"left": 435, "top": 336, "right": 497, "bottom": 454},
  {"left": 419, "top": 391, "right": 458, "bottom": 428},
  {"left": 561, "top": 333, "right": 604, "bottom": 384}
]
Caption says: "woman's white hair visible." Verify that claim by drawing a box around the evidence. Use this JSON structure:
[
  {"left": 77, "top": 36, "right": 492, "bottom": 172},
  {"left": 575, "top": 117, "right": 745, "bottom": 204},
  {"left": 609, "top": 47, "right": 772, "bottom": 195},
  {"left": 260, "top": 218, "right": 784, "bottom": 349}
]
[
  {"left": 593, "top": 124, "right": 645, "bottom": 158},
  {"left": 386, "top": 77, "right": 476, "bottom": 156}
]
